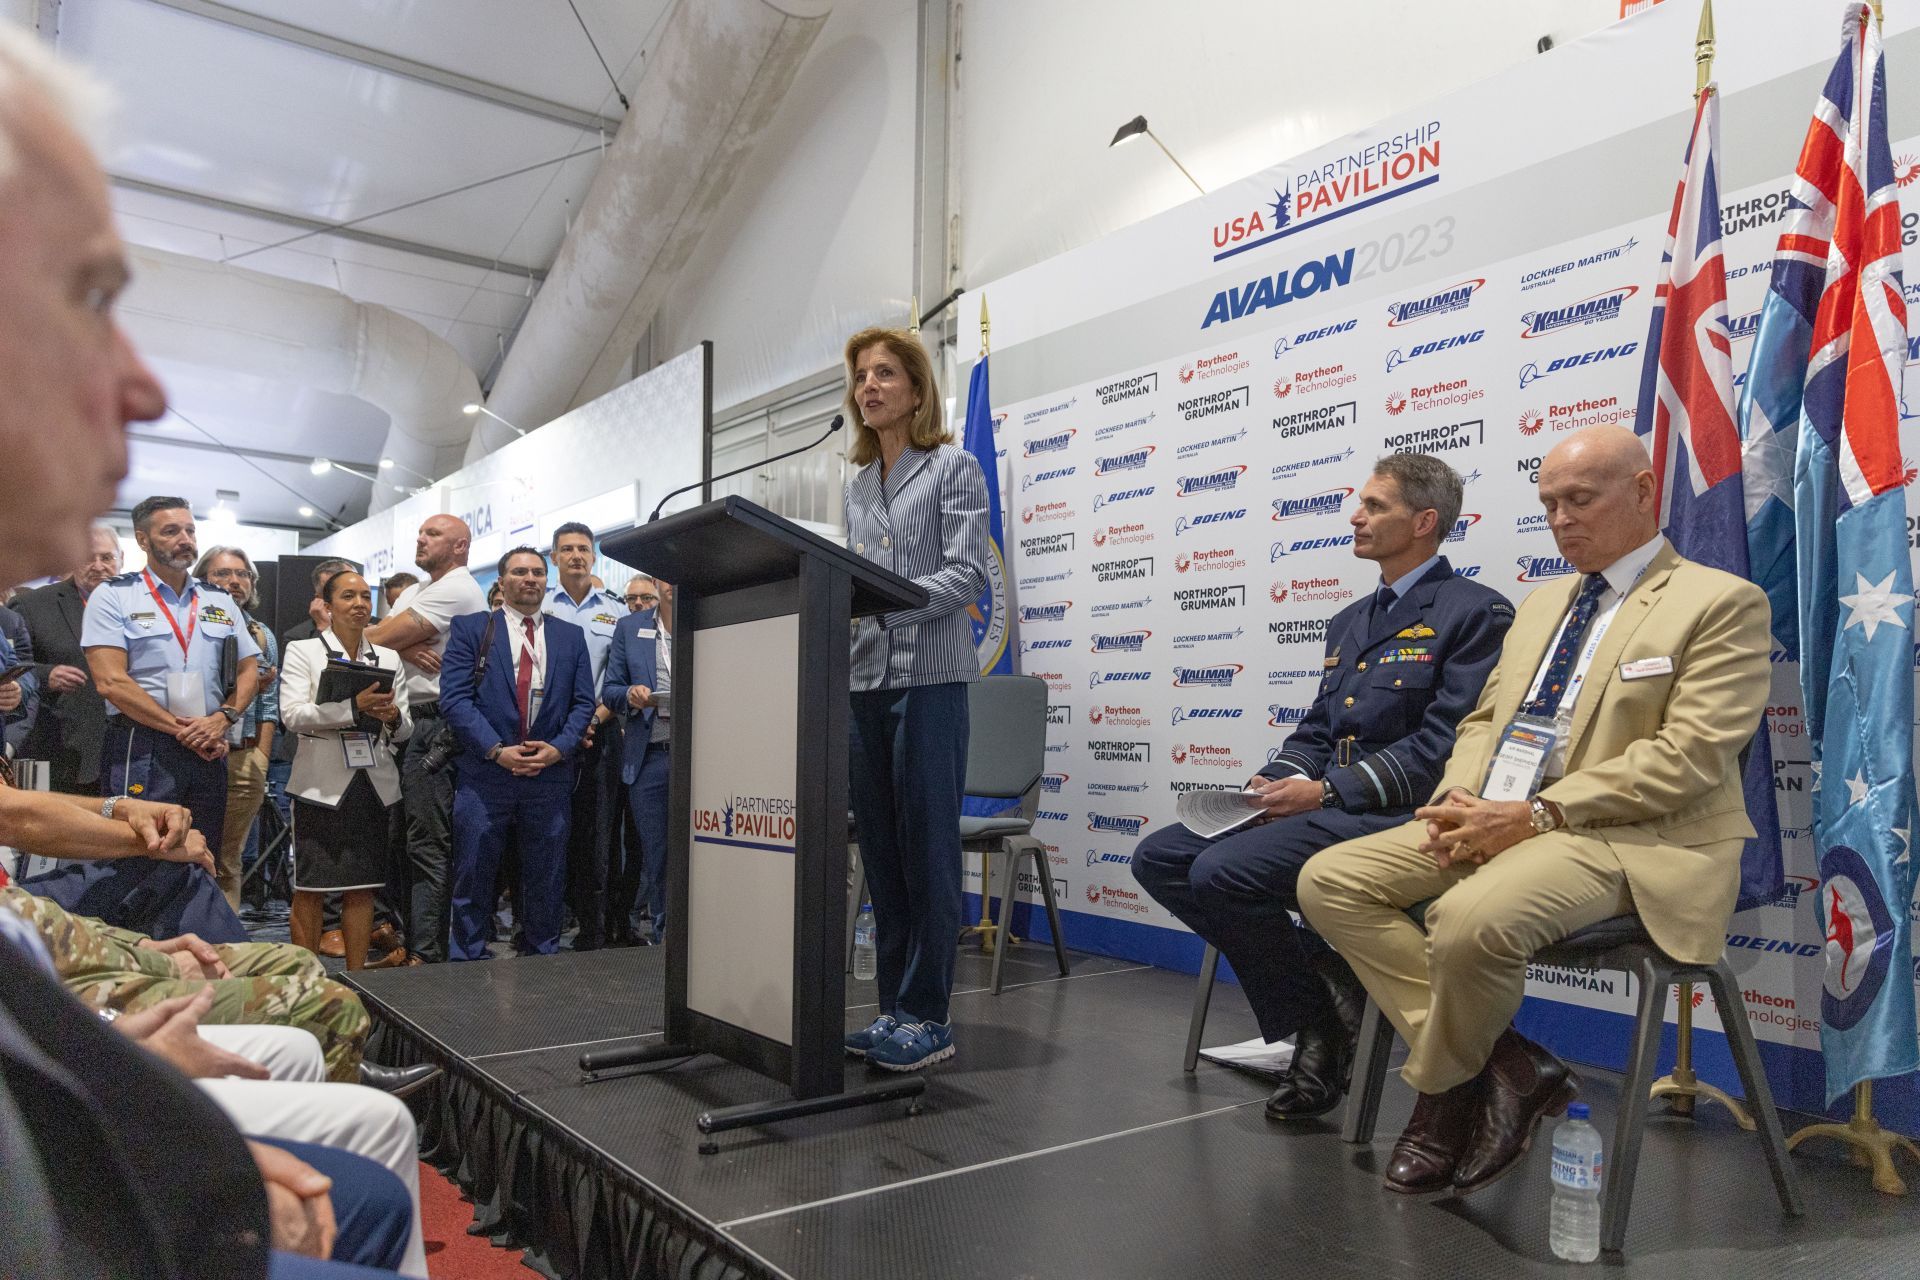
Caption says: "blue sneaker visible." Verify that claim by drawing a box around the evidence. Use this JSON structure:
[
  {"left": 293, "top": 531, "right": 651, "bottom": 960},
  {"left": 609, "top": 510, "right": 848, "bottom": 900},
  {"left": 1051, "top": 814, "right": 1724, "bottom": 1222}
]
[
  {"left": 844, "top": 1014, "right": 897, "bottom": 1058},
  {"left": 866, "top": 1018, "right": 954, "bottom": 1071}
]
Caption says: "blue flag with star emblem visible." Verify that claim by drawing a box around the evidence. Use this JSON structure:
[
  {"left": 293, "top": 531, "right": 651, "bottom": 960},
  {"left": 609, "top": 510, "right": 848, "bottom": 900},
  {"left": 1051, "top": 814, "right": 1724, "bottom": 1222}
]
[
  {"left": 1790, "top": 9, "right": 1917, "bottom": 1103},
  {"left": 961, "top": 352, "right": 1016, "bottom": 821}
]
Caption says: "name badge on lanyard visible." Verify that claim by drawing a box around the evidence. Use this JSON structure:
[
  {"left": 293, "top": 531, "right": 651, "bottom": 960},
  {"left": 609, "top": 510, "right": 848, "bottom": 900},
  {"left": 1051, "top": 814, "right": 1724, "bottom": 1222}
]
[
  {"left": 341, "top": 732, "right": 378, "bottom": 770},
  {"left": 1482, "top": 715, "right": 1557, "bottom": 801}
]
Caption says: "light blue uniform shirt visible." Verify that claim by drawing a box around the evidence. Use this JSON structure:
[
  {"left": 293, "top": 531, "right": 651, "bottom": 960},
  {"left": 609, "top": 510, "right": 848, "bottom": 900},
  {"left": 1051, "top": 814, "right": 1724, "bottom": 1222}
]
[
  {"left": 542, "top": 583, "right": 622, "bottom": 686},
  {"left": 81, "top": 570, "right": 260, "bottom": 717}
]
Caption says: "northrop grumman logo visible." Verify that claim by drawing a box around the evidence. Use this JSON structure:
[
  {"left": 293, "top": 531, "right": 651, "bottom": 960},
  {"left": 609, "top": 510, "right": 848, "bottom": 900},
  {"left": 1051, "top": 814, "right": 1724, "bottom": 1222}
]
[
  {"left": 1172, "top": 706, "right": 1244, "bottom": 724},
  {"left": 1095, "top": 447, "right": 1156, "bottom": 474},
  {"left": 1172, "top": 664, "right": 1244, "bottom": 687},
  {"left": 1022, "top": 430, "right": 1075, "bottom": 457},
  {"left": 1087, "top": 812, "right": 1148, "bottom": 836},
  {"left": 1175, "top": 466, "right": 1248, "bottom": 498},
  {"left": 1516, "top": 554, "right": 1577, "bottom": 582},
  {"left": 1271, "top": 486, "right": 1353, "bottom": 522}
]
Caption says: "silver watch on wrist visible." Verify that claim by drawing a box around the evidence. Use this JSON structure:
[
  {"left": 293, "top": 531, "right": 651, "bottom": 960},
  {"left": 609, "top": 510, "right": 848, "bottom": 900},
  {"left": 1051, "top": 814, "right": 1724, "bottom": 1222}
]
[
  {"left": 1528, "top": 796, "right": 1561, "bottom": 834},
  {"left": 100, "top": 796, "right": 121, "bottom": 821}
]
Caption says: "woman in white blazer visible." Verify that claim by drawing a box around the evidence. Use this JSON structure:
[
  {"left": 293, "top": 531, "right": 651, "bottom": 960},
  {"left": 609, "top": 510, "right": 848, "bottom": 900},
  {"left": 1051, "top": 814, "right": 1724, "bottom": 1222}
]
[{"left": 280, "top": 569, "right": 411, "bottom": 970}]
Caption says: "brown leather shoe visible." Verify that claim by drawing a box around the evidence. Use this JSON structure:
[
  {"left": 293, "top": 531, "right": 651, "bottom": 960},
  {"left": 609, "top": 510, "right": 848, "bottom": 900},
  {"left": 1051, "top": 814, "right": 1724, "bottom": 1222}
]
[
  {"left": 369, "top": 922, "right": 404, "bottom": 953},
  {"left": 318, "top": 930, "right": 346, "bottom": 958},
  {"left": 1384, "top": 1077, "right": 1482, "bottom": 1197},
  {"left": 1452, "top": 1028, "right": 1579, "bottom": 1196},
  {"left": 363, "top": 946, "right": 409, "bottom": 970}
]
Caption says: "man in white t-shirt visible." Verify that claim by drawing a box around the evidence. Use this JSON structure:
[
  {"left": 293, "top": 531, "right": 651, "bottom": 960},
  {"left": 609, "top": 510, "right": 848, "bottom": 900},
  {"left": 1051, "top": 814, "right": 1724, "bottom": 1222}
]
[{"left": 365, "top": 514, "right": 487, "bottom": 964}]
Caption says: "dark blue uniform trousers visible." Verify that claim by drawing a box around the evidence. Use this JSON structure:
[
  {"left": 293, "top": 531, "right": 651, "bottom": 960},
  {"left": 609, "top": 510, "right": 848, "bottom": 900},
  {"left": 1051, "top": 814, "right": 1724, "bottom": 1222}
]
[
  {"left": 612, "top": 739, "right": 670, "bottom": 941},
  {"left": 848, "top": 683, "right": 968, "bottom": 1025},
  {"left": 1131, "top": 806, "right": 1405, "bottom": 1042},
  {"left": 255, "top": 1137, "right": 410, "bottom": 1273},
  {"left": 564, "top": 731, "right": 622, "bottom": 949},
  {"left": 449, "top": 768, "right": 571, "bottom": 960},
  {"left": 23, "top": 718, "right": 247, "bottom": 943}
]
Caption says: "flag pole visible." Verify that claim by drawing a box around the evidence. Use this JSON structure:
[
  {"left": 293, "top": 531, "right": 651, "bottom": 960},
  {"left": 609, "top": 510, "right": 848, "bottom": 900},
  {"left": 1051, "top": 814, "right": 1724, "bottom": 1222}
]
[
  {"left": 980, "top": 293, "right": 991, "bottom": 358},
  {"left": 908, "top": 293, "right": 920, "bottom": 335},
  {"left": 960, "top": 290, "right": 1009, "bottom": 953},
  {"left": 1650, "top": 0, "right": 1749, "bottom": 1127},
  {"left": 1790, "top": 1079, "right": 1920, "bottom": 1194}
]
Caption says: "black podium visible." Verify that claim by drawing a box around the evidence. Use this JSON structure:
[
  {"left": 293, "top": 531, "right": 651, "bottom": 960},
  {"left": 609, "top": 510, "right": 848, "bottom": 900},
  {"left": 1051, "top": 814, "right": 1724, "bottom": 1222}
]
[{"left": 585, "top": 496, "right": 930, "bottom": 1145}]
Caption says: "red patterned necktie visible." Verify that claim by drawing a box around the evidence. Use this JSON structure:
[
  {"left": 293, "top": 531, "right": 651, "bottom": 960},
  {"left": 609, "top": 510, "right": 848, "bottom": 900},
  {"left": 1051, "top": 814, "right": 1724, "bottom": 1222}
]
[{"left": 516, "top": 616, "right": 536, "bottom": 738}]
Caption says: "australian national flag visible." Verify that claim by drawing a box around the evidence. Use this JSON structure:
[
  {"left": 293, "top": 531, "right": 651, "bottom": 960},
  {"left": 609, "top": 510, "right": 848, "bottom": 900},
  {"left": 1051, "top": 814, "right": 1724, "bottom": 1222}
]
[
  {"left": 1791, "top": 7, "right": 1918, "bottom": 1103},
  {"left": 961, "top": 351, "right": 1015, "bottom": 819},
  {"left": 1633, "top": 83, "right": 1783, "bottom": 911}
]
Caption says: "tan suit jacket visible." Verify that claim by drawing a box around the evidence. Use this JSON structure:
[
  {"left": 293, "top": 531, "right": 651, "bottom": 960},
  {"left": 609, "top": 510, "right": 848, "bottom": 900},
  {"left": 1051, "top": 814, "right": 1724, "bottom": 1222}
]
[{"left": 1431, "top": 542, "right": 1772, "bottom": 964}]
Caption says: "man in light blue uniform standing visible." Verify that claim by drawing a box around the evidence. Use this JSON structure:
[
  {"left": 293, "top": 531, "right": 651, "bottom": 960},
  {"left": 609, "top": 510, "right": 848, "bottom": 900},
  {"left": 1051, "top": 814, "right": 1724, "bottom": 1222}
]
[
  {"left": 542, "top": 521, "right": 624, "bottom": 950},
  {"left": 25, "top": 495, "right": 259, "bottom": 941}
]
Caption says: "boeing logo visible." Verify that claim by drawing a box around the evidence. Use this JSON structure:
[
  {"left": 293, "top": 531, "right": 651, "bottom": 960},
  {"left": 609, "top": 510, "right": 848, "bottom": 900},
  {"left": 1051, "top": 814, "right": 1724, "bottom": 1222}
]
[
  {"left": 1087, "top": 670, "right": 1153, "bottom": 686},
  {"left": 1517, "top": 340, "right": 1640, "bottom": 390},
  {"left": 1175, "top": 509, "right": 1247, "bottom": 537},
  {"left": 1021, "top": 465, "right": 1076, "bottom": 490},
  {"left": 1172, "top": 707, "right": 1245, "bottom": 724},
  {"left": 1271, "top": 534, "right": 1356, "bottom": 559},
  {"left": 1383, "top": 328, "right": 1483, "bottom": 372},
  {"left": 1272, "top": 318, "right": 1357, "bottom": 358},
  {"left": 1093, "top": 486, "right": 1155, "bottom": 511}
]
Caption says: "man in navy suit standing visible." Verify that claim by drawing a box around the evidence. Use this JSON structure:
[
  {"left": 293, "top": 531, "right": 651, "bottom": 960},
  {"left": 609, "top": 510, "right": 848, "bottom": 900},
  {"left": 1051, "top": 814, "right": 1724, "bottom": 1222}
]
[
  {"left": 1131, "top": 453, "right": 1513, "bottom": 1120},
  {"left": 440, "top": 547, "right": 597, "bottom": 959},
  {"left": 602, "top": 573, "right": 670, "bottom": 945}
]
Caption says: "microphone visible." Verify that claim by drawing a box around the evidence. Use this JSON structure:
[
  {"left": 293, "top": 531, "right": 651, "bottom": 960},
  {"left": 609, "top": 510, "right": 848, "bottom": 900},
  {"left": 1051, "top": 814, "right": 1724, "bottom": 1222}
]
[{"left": 648, "top": 414, "right": 845, "bottom": 522}]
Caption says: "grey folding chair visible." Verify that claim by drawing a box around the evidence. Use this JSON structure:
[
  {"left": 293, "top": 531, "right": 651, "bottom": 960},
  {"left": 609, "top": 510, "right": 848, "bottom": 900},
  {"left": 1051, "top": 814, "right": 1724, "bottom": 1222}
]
[
  {"left": 845, "top": 675, "right": 1069, "bottom": 994},
  {"left": 961, "top": 674, "right": 1069, "bottom": 993}
]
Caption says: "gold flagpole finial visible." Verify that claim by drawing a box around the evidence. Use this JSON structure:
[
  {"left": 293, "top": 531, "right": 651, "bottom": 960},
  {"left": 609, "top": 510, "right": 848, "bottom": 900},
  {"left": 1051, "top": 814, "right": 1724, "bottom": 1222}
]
[
  {"left": 909, "top": 294, "right": 920, "bottom": 335},
  {"left": 1695, "top": 0, "right": 1715, "bottom": 99},
  {"left": 1870, "top": 0, "right": 1883, "bottom": 31},
  {"left": 980, "top": 295, "right": 991, "bottom": 358}
]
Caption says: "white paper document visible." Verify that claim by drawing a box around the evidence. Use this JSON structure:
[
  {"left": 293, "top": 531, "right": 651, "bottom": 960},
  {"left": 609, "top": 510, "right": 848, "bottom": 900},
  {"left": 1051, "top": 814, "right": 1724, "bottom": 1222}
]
[
  {"left": 1197, "top": 1035, "right": 1296, "bottom": 1078},
  {"left": 1174, "top": 788, "right": 1267, "bottom": 840}
]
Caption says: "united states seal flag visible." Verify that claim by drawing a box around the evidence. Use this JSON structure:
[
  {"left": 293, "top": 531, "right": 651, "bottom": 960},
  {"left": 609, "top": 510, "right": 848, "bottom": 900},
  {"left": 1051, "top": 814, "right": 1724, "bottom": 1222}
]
[
  {"left": 1786, "top": 5, "right": 1917, "bottom": 1103},
  {"left": 1633, "top": 79, "right": 1784, "bottom": 911}
]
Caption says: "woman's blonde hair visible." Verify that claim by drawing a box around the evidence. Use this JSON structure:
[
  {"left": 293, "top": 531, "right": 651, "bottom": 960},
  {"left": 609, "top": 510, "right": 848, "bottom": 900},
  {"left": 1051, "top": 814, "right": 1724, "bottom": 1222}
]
[{"left": 842, "top": 327, "right": 948, "bottom": 467}]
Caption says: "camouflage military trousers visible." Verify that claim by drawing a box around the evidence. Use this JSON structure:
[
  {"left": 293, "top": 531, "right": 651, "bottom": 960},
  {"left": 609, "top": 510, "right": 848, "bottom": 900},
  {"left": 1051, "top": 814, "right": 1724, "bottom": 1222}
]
[{"left": 1, "top": 886, "right": 369, "bottom": 1081}]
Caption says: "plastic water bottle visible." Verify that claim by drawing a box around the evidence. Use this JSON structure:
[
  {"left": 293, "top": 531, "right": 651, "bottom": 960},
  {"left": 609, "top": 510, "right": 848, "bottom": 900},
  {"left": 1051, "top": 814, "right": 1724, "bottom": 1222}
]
[
  {"left": 853, "top": 903, "right": 877, "bottom": 980},
  {"left": 1549, "top": 1102, "right": 1604, "bottom": 1262}
]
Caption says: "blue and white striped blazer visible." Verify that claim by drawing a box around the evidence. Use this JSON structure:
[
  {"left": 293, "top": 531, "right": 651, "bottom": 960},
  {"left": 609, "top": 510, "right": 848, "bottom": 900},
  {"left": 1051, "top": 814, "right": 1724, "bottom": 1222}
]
[{"left": 845, "top": 442, "right": 991, "bottom": 692}]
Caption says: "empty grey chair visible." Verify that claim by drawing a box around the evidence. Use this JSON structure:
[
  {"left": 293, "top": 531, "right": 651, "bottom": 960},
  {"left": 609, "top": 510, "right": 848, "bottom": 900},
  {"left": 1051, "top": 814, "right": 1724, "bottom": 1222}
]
[{"left": 960, "top": 674, "right": 1069, "bottom": 993}]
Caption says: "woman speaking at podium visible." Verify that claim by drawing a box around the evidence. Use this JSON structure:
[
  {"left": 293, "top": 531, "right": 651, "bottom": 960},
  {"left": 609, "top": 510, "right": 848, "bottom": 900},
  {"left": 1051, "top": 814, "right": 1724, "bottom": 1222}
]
[{"left": 839, "top": 326, "right": 990, "bottom": 1072}]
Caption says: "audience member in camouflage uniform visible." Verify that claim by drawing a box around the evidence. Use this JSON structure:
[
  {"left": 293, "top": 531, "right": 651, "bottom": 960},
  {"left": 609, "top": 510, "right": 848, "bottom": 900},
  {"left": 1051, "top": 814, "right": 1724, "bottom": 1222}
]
[{"left": 0, "top": 886, "right": 369, "bottom": 1080}]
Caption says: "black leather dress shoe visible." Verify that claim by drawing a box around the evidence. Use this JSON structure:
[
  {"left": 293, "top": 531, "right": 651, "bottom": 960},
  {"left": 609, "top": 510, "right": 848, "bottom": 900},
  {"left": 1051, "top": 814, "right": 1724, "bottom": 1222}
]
[
  {"left": 358, "top": 1062, "right": 443, "bottom": 1099},
  {"left": 1384, "top": 1077, "right": 1482, "bottom": 1196},
  {"left": 1452, "top": 1028, "right": 1578, "bottom": 1195},
  {"left": 1263, "top": 952, "right": 1368, "bottom": 1121}
]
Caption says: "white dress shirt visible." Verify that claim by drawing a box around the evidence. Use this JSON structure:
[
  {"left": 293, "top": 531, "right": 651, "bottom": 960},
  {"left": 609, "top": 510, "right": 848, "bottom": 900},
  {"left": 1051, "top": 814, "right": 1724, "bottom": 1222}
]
[
  {"left": 1521, "top": 533, "right": 1667, "bottom": 775},
  {"left": 503, "top": 605, "right": 547, "bottom": 704}
]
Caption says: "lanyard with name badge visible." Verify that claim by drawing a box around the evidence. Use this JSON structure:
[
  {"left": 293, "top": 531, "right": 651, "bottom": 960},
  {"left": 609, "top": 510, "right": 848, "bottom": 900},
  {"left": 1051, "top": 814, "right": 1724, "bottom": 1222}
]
[
  {"left": 145, "top": 569, "right": 205, "bottom": 715},
  {"left": 324, "top": 633, "right": 383, "bottom": 769},
  {"left": 1481, "top": 558, "right": 1651, "bottom": 801}
]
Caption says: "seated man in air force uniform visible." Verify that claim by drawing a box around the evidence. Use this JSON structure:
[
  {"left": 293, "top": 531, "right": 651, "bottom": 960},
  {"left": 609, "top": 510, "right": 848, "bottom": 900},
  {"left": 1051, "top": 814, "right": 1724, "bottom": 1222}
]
[{"left": 1131, "top": 453, "right": 1512, "bottom": 1120}]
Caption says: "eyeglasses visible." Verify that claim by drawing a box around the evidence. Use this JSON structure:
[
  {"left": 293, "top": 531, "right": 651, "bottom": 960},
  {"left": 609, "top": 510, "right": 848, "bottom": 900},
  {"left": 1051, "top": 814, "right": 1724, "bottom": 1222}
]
[
  {"left": 625, "top": 593, "right": 660, "bottom": 605},
  {"left": 207, "top": 568, "right": 256, "bottom": 581}
]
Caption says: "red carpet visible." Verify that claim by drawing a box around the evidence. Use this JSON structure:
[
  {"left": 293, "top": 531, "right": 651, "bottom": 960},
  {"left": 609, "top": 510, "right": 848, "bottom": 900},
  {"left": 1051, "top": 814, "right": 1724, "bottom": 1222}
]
[{"left": 419, "top": 1160, "right": 532, "bottom": 1278}]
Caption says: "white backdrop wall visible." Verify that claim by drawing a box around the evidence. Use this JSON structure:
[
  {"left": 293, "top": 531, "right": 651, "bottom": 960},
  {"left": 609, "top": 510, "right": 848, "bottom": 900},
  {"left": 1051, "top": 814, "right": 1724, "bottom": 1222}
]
[
  {"left": 651, "top": 0, "right": 1621, "bottom": 423},
  {"left": 964, "top": 0, "right": 1920, "bottom": 1127}
]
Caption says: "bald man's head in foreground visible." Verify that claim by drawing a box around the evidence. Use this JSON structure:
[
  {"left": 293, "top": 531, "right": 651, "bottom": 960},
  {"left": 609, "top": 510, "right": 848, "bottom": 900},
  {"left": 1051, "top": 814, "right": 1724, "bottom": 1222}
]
[{"left": 1536, "top": 426, "right": 1660, "bottom": 575}]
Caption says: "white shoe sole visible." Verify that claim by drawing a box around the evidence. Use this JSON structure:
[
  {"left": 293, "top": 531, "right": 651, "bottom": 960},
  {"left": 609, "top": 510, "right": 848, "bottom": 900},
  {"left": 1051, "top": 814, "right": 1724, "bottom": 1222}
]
[{"left": 870, "top": 1042, "right": 955, "bottom": 1072}]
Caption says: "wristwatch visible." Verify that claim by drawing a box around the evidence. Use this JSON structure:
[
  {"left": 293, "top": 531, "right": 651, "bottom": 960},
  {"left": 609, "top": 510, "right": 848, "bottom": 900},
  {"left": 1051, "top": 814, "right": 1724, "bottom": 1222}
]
[
  {"left": 216, "top": 705, "right": 242, "bottom": 725},
  {"left": 100, "top": 796, "right": 121, "bottom": 821},
  {"left": 1320, "top": 779, "right": 1339, "bottom": 810},
  {"left": 1529, "top": 796, "right": 1563, "bottom": 834}
]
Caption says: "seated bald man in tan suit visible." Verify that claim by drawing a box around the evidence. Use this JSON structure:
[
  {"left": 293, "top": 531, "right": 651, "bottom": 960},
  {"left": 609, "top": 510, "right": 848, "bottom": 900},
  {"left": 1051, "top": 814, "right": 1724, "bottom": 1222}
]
[{"left": 1297, "top": 425, "right": 1771, "bottom": 1199}]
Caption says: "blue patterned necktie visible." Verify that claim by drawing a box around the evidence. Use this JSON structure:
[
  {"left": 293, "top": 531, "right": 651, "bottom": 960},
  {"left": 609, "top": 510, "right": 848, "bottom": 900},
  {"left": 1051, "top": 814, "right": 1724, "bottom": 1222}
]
[{"left": 1522, "top": 574, "right": 1610, "bottom": 719}]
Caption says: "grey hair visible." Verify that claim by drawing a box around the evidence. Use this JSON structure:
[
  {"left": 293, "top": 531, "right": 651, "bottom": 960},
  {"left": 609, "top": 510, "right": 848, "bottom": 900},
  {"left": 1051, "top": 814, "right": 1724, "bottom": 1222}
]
[
  {"left": 0, "top": 23, "right": 113, "bottom": 161},
  {"left": 193, "top": 544, "right": 256, "bottom": 581},
  {"left": 1372, "top": 452, "right": 1464, "bottom": 538}
]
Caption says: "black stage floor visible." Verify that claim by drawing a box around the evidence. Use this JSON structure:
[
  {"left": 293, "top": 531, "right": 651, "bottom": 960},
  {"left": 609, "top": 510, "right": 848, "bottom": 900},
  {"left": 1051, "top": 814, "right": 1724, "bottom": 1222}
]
[{"left": 346, "top": 946, "right": 1920, "bottom": 1279}]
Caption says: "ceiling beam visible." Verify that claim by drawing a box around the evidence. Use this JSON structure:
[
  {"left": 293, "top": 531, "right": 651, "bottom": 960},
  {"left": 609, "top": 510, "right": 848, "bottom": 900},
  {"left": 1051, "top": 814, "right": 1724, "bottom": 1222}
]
[
  {"left": 110, "top": 175, "right": 548, "bottom": 282},
  {"left": 126, "top": 429, "right": 381, "bottom": 472},
  {"left": 137, "top": 0, "right": 623, "bottom": 135}
]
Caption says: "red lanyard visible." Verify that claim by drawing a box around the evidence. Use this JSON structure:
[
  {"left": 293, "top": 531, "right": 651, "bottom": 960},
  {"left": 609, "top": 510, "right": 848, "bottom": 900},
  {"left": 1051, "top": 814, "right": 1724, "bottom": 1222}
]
[{"left": 141, "top": 569, "right": 196, "bottom": 658}]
